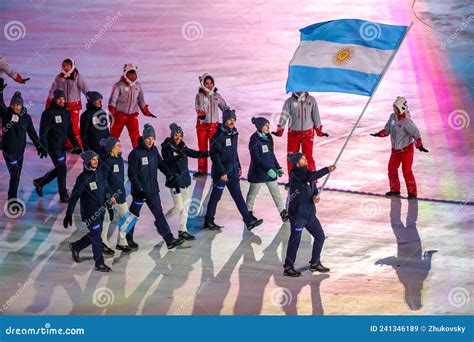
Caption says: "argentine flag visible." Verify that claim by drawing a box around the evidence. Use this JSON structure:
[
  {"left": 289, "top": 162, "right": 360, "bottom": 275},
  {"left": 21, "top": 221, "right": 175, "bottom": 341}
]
[
  {"left": 286, "top": 19, "right": 408, "bottom": 96},
  {"left": 118, "top": 211, "right": 138, "bottom": 235}
]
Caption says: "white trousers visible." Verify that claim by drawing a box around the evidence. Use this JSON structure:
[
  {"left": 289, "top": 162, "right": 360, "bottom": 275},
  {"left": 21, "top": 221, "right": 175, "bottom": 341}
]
[
  {"left": 102, "top": 201, "right": 129, "bottom": 247},
  {"left": 165, "top": 187, "right": 191, "bottom": 232},
  {"left": 246, "top": 180, "right": 285, "bottom": 213}
]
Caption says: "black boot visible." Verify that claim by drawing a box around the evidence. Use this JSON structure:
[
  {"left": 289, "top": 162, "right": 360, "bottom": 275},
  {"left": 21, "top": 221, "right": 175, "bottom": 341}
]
[
  {"left": 126, "top": 236, "right": 139, "bottom": 251},
  {"left": 385, "top": 191, "right": 401, "bottom": 197},
  {"left": 116, "top": 245, "right": 132, "bottom": 253},
  {"left": 310, "top": 262, "right": 330, "bottom": 273},
  {"left": 407, "top": 193, "right": 417, "bottom": 199},
  {"left": 247, "top": 218, "right": 263, "bottom": 231},
  {"left": 95, "top": 264, "right": 112, "bottom": 272},
  {"left": 284, "top": 265, "right": 301, "bottom": 277},
  {"left": 59, "top": 191, "right": 70, "bottom": 204},
  {"left": 280, "top": 209, "right": 289, "bottom": 222},
  {"left": 284, "top": 182, "right": 290, "bottom": 190},
  {"left": 33, "top": 179, "right": 43, "bottom": 197},
  {"left": 167, "top": 237, "right": 185, "bottom": 249},
  {"left": 203, "top": 221, "right": 222, "bottom": 230},
  {"left": 102, "top": 243, "right": 115, "bottom": 256},
  {"left": 179, "top": 231, "right": 196, "bottom": 240},
  {"left": 69, "top": 243, "right": 80, "bottom": 263}
]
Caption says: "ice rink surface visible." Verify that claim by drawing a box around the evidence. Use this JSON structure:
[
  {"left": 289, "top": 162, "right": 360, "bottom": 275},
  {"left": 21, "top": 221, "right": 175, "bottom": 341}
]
[{"left": 0, "top": 0, "right": 472, "bottom": 315}]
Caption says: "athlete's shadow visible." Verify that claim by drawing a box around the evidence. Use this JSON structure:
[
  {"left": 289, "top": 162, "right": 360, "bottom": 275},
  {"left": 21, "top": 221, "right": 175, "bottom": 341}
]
[{"left": 375, "top": 198, "right": 437, "bottom": 310}]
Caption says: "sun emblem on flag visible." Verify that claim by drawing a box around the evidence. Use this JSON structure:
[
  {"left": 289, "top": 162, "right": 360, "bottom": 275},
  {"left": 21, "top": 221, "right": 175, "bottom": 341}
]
[{"left": 333, "top": 47, "right": 354, "bottom": 66}]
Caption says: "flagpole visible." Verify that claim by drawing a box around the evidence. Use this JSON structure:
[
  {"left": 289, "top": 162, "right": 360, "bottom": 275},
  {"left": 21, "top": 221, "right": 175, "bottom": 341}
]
[{"left": 318, "top": 22, "right": 413, "bottom": 195}]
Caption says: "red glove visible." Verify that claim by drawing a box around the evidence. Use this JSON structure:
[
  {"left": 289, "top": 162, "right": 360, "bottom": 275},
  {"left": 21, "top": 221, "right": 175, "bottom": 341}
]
[
  {"left": 415, "top": 138, "right": 423, "bottom": 148},
  {"left": 141, "top": 105, "right": 156, "bottom": 118},
  {"left": 15, "top": 74, "right": 29, "bottom": 84},
  {"left": 45, "top": 97, "right": 52, "bottom": 109},
  {"left": 108, "top": 105, "right": 117, "bottom": 117},
  {"left": 315, "top": 125, "right": 329, "bottom": 137},
  {"left": 196, "top": 109, "right": 206, "bottom": 120},
  {"left": 271, "top": 126, "right": 284, "bottom": 137},
  {"left": 371, "top": 129, "right": 389, "bottom": 137}
]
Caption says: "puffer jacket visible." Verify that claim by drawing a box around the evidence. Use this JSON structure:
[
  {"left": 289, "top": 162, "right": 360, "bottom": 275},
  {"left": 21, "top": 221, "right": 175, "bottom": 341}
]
[
  {"left": 378, "top": 112, "right": 422, "bottom": 150},
  {"left": 278, "top": 92, "right": 321, "bottom": 132},
  {"left": 195, "top": 88, "right": 229, "bottom": 124},
  {"left": 47, "top": 70, "right": 89, "bottom": 104}
]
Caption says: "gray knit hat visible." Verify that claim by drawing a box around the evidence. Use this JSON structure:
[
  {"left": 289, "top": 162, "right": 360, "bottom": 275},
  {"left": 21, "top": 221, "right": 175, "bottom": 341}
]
[
  {"left": 10, "top": 91, "right": 23, "bottom": 106},
  {"left": 100, "top": 137, "right": 119, "bottom": 153},
  {"left": 80, "top": 150, "right": 99, "bottom": 168},
  {"left": 143, "top": 124, "right": 156, "bottom": 139},
  {"left": 169, "top": 123, "right": 184, "bottom": 137}
]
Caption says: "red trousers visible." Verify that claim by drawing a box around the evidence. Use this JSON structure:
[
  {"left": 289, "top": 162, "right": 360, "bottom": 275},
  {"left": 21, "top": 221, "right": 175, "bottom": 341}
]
[
  {"left": 287, "top": 128, "right": 316, "bottom": 172},
  {"left": 110, "top": 112, "right": 140, "bottom": 148},
  {"left": 388, "top": 143, "right": 417, "bottom": 196},
  {"left": 65, "top": 101, "right": 82, "bottom": 149},
  {"left": 196, "top": 121, "right": 218, "bottom": 173}
]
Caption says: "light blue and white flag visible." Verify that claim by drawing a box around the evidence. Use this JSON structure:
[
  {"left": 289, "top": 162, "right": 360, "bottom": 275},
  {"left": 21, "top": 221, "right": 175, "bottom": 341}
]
[
  {"left": 286, "top": 19, "right": 408, "bottom": 96},
  {"left": 118, "top": 211, "right": 138, "bottom": 234}
]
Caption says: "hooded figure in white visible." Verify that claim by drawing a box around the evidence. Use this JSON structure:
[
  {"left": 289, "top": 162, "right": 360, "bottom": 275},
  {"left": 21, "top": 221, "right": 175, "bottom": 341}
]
[
  {"left": 371, "top": 96, "right": 429, "bottom": 198},
  {"left": 108, "top": 63, "right": 156, "bottom": 148},
  {"left": 194, "top": 73, "right": 230, "bottom": 176}
]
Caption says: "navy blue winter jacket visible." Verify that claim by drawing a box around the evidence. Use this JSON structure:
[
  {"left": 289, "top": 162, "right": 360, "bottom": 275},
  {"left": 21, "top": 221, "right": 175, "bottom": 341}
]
[
  {"left": 127, "top": 137, "right": 172, "bottom": 198},
  {"left": 39, "top": 101, "right": 79, "bottom": 152},
  {"left": 210, "top": 123, "right": 241, "bottom": 181},
  {"left": 161, "top": 137, "right": 209, "bottom": 189},
  {"left": 288, "top": 167, "right": 330, "bottom": 226},
  {"left": 67, "top": 166, "right": 109, "bottom": 223},
  {"left": 247, "top": 131, "right": 281, "bottom": 183}
]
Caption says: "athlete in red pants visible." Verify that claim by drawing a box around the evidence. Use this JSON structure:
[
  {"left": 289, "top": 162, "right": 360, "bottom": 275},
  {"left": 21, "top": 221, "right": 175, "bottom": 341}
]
[
  {"left": 273, "top": 92, "right": 328, "bottom": 187},
  {"left": 108, "top": 64, "right": 156, "bottom": 148},
  {"left": 287, "top": 128, "right": 316, "bottom": 172},
  {"left": 46, "top": 58, "right": 89, "bottom": 152},
  {"left": 371, "top": 97, "right": 429, "bottom": 199},
  {"left": 194, "top": 73, "right": 230, "bottom": 177}
]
